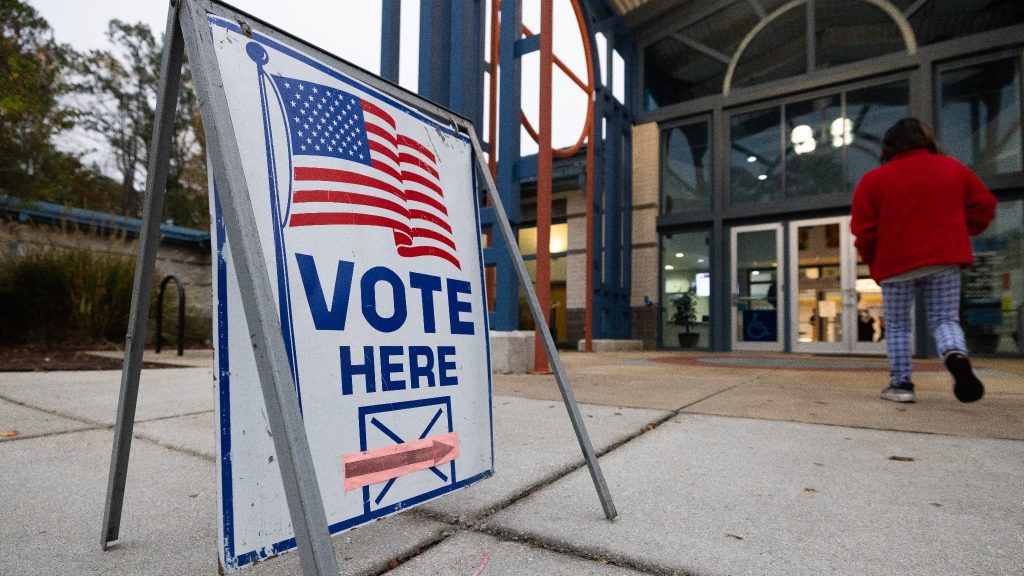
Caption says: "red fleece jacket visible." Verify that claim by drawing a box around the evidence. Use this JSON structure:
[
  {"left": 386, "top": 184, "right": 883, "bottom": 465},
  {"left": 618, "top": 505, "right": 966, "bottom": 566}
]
[{"left": 850, "top": 149, "right": 996, "bottom": 282}]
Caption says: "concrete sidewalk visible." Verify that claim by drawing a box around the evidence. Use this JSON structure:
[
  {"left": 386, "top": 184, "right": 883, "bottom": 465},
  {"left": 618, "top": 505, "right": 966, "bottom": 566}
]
[{"left": 1, "top": 352, "right": 1021, "bottom": 575}]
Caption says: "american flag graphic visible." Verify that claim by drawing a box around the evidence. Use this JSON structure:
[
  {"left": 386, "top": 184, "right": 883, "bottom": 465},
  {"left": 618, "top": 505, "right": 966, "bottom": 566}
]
[{"left": 272, "top": 75, "right": 460, "bottom": 269}]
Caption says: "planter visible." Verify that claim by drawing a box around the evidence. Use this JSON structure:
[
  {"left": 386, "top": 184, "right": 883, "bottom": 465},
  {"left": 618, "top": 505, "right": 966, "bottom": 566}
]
[{"left": 677, "top": 332, "right": 700, "bottom": 348}]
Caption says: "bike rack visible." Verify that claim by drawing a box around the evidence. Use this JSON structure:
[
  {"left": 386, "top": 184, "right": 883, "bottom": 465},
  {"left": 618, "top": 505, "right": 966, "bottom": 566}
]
[{"left": 155, "top": 275, "right": 185, "bottom": 356}]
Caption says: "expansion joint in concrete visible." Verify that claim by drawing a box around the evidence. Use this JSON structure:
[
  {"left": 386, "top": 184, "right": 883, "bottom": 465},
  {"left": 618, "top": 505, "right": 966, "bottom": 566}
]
[
  {"left": 471, "top": 523, "right": 693, "bottom": 576},
  {"left": 363, "top": 529, "right": 454, "bottom": 576}
]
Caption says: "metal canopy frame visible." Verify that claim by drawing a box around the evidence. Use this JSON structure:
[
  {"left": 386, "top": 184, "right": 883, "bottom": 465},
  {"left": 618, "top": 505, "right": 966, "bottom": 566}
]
[{"left": 101, "top": 1, "right": 616, "bottom": 574}]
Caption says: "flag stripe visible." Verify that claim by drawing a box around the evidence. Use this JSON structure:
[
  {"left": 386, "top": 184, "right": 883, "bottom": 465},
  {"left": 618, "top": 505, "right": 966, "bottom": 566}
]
[
  {"left": 361, "top": 101, "right": 396, "bottom": 129},
  {"left": 410, "top": 226, "right": 457, "bottom": 251},
  {"left": 402, "top": 172, "right": 443, "bottom": 197},
  {"left": 365, "top": 122, "right": 398, "bottom": 146},
  {"left": 398, "top": 135, "right": 437, "bottom": 163},
  {"left": 398, "top": 152, "right": 440, "bottom": 180},
  {"left": 294, "top": 167, "right": 403, "bottom": 201},
  {"left": 369, "top": 159, "right": 403, "bottom": 186},
  {"left": 292, "top": 190, "right": 410, "bottom": 219},
  {"left": 405, "top": 190, "right": 448, "bottom": 215},
  {"left": 369, "top": 140, "right": 401, "bottom": 167},
  {"left": 409, "top": 209, "right": 452, "bottom": 233},
  {"left": 396, "top": 245, "right": 461, "bottom": 269},
  {"left": 289, "top": 212, "right": 412, "bottom": 240}
]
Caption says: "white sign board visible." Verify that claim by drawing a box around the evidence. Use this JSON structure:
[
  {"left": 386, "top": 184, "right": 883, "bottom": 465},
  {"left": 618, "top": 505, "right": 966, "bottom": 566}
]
[{"left": 205, "top": 14, "right": 493, "bottom": 570}]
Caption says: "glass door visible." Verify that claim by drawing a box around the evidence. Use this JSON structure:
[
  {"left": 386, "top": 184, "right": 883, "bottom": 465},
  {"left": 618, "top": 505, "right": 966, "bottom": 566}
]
[
  {"left": 789, "top": 216, "right": 886, "bottom": 354},
  {"left": 731, "top": 224, "right": 784, "bottom": 351}
]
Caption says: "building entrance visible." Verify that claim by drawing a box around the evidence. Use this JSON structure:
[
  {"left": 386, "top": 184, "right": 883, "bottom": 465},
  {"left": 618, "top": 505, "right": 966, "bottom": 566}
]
[
  {"left": 788, "top": 216, "right": 888, "bottom": 355},
  {"left": 731, "top": 224, "right": 785, "bottom": 351},
  {"left": 729, "top": 217, "right": 894, "bottom": 354}
]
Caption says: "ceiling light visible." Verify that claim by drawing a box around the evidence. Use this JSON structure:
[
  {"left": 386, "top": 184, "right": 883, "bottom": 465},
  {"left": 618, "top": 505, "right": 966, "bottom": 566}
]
[
  {"left": 831, "top": 117, "right": 854, "bottom": 148},
  {"left": 746, "top": 156, "right": 757, "bottom": 163},
  {"left": 791, "top": 124, "right": 816, "bottom": 154},
  {"left": 664, "top": 265, "right": 674, "bottom": 270},
  {"left": 757, "top": 174, "right": 768, "bottom": 181},
  {"left": 675, "top": 252, "right": 684, "bottom": 258}
]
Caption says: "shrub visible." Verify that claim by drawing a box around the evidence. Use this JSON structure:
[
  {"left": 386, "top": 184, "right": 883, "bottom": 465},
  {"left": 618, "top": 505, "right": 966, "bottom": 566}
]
[{"left": 0, "top": 245, "right": 138, "bottom": 345}]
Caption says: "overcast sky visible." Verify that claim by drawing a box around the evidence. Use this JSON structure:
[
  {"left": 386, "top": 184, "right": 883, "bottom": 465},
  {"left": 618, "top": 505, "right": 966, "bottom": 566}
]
[{"left": 29, "top": 0, "right": 593, "bottom": 161}]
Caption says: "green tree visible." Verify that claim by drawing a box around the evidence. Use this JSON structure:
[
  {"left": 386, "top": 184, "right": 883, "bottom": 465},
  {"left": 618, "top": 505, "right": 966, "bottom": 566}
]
[
  {"left": 0, "top": 0, "right": 77, "bottom": 201},
  {"left": 76, "top": 20, "right": 207, "bottom": 227},
  {"left": 76, "top": 20, "right": 158, "bottom": 216}
]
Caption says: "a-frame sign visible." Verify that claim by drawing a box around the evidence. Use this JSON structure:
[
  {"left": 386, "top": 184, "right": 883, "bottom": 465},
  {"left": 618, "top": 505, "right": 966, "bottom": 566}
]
[{"left": 101, "top": 1, "right": 616, "bottom": 574}]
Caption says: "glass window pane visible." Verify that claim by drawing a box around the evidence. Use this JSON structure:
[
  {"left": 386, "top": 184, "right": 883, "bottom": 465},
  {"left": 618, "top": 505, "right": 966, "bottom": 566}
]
[
  {"left": 784, "top": 94, "right": 844, "bottom": 198},
  {"left": 613, "top": 50, "right": 626, "bottom": 103},
  {"left": 518, "top": 227, "right": 538, "bottom": 256},
  {"left": 735, "top": 229, "right": 779, "bottom": 342},
  {"left": 939, "top": 57, "right": 1022, "bottom": 177},
  {"left": 794, "top": 223, "right": 843, "bottom": 343},
  {"left": 662, "top": 121, "right": 712, "bottom": 214},
  {"left": 661, "top": 230, "right": 711, "bottom": 348},
  {"left": 730, "top": 107, "right": 782, "bottom": 205},
  {"left": 732, "top": 6, "right": 806, "bottom": 90},
  {"left": 910, "top": 0, "right": 1024, "bottom": 47},
  {"left": 963, "top": 199, "right": 1024, "bottom": 355},
  {"left": 643, "top": 36, "right": 725, "bottom": 110},
  {"left": 517, "top": 224, "right": 568, "bottom": 256},
  {"left": 815, "top": 0, "right": 906, "bottom": 69},
  {"left": 846, "top": 81, "right": 910, "bottom": 189}
]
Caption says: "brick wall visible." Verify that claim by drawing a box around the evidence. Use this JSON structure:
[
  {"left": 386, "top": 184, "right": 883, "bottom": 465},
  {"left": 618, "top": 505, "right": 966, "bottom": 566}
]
[{"left": 631, "top": 122, "right": 660, "bottom": 348}]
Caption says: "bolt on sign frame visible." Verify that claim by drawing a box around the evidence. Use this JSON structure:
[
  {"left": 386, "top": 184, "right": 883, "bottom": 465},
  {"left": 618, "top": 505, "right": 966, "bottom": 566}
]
[{"left": 100, "top": 1, "right": 615, "bottom": 574}]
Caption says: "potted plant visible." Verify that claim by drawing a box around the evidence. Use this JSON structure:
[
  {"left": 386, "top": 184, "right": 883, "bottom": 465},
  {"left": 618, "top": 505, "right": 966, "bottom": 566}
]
[{"left": 671, "top": 289, "right": 700, "bottom": 348}]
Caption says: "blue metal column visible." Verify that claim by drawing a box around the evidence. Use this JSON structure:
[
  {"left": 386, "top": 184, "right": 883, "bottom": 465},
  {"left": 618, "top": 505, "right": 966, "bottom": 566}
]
[
  {"left": 589, "top": 22, "right": 634, "bottom": 340},
  {"left": 418, "top": 0, "right": 451, "bottom": 103},
  {"left": 447, "top": 0, "right": 485, "bottom": 127},
  {"left": 380, "top": 0, "right": 401, "bottom": 83},
  {"left": 485, "top": 0, "right": 524, "bottom": 331}
]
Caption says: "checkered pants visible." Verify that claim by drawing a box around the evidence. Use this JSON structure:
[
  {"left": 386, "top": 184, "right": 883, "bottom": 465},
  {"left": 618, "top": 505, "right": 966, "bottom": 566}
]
[{"left": 882, "top": 267, "right": 967, "bottom": 385}]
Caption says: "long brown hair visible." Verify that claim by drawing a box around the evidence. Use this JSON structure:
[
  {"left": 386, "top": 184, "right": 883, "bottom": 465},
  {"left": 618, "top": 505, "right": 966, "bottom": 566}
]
[{"left": 880, "top": 117, "right": 942, "bottom": 163}]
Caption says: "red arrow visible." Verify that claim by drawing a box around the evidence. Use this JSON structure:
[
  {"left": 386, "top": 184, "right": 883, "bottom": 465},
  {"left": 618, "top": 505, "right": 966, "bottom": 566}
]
[{"left": 343, "top": 432, "right": 458, "bottom": 491}]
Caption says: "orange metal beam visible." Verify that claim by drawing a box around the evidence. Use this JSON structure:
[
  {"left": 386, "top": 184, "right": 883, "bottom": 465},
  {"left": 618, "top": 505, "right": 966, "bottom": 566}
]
[
  {"left": 489, "top": 0, "right": 597, "bottom": 354},
  {"left": 484, "top": 0, "right": 501, "bottom": 314},
  {"left": 533, "top": 0, "right": 554, "bottom": 373}
]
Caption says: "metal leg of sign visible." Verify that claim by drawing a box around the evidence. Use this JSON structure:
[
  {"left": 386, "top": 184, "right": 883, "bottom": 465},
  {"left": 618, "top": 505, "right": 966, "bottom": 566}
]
[
  {"left": 177, "top": 1, "right": 340, "bottom": 574},
  {"left": 101, "top": 0, "right": 185, "bottom": 550},
  {"left": 466, "top": 126, "right": 618, "bottom": 521}
]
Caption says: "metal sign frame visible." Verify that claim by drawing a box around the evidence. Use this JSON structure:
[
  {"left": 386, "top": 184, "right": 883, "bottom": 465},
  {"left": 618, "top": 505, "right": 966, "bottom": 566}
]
[{"left": 101, "top": 1, "right": 616, "bottom": 574}]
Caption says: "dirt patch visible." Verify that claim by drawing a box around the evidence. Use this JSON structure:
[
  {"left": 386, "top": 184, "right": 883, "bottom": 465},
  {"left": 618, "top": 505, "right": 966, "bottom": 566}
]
[{"left": 0, "top": 345, "right": 183, "bottom": 372}]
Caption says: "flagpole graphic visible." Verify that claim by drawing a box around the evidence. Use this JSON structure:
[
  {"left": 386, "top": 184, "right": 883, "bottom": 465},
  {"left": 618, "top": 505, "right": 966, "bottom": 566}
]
[{"left": 247, "top": 42, "right": 303, "bottom": 408}]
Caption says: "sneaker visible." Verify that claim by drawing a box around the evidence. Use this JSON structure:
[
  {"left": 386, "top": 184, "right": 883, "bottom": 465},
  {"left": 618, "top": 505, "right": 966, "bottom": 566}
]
[
  {"left": 945, "top": 352, "right": 984, "bottom": 403},
  {"left": 881, "top": 382, "right": 916, "bottom": 403}
]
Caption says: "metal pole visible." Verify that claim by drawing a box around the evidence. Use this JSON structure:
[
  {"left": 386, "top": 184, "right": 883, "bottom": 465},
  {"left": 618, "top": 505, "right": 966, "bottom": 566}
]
[
  {"left": 585, "top": 118, "right": 595, "bottom": 352},
  {"left": 533, "top": 0, "right": 553, "bottom": 373},
  {"left": 178, "top": 1, "right": 339, "bottom": 573},
  {"left": 101, "top": 0, "right": 184, "bottom": 550},
  {"left": 466, "top": 124, "right": 617, "bottom": 520}
]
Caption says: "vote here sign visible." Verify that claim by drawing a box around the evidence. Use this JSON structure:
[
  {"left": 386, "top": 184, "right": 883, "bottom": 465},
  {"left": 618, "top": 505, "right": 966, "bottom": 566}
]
[{"left": 203, "top": 14, "right": 493, "bottom": 571}]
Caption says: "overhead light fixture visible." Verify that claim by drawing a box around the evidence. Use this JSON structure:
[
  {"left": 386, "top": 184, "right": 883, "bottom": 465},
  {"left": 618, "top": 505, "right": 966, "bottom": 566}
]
[
  {"left": 675, "top": 252, "right": 684, "bottom": 258},
  {"left": 791, "top": 124, "right": 816, "bottom": 154},
  {"left": 746, "top": 156, "right": 757, "bottom": 163},
  {"left": 698, "top": 258, "right": 705, "bottom": 263},
  {"left": 831, "top": 117, "right": 854, "bottom": 147},
  {"left": 757, "top": 174, "right": 768, "bottom": 181},
  {"left": 664, "top": 265, "right": 675, "bottom": 270}
]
